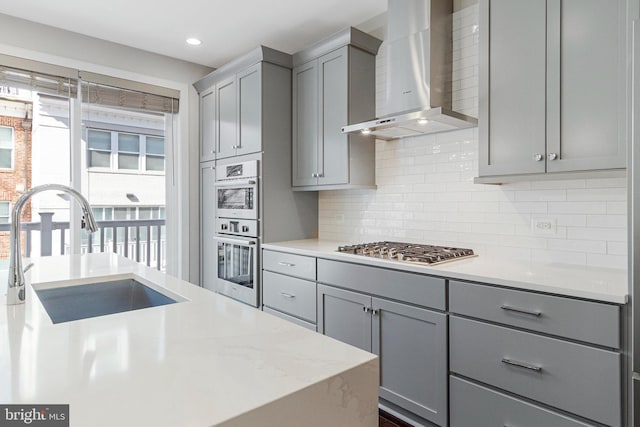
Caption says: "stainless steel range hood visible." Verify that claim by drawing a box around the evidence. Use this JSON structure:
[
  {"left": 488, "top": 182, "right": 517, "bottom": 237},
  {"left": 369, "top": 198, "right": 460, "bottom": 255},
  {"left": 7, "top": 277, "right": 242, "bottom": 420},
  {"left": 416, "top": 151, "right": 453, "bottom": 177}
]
[{"left": 342, "top": 0, "right": 477, "bottom": 141}]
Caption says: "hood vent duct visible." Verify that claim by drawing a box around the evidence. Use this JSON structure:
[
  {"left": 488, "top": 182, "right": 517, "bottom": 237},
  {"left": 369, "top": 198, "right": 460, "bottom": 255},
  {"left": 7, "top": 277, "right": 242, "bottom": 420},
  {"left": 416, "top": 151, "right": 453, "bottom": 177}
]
[{"left": 342, "top": 0, "right": 477, "bottom": 140}]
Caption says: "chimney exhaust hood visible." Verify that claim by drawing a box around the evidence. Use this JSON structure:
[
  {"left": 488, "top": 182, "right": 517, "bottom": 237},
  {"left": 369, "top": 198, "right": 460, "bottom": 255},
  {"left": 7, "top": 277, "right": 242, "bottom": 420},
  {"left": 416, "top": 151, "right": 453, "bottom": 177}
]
[{"left": 342, "top": 0, "right": 477, "bottom": 141}]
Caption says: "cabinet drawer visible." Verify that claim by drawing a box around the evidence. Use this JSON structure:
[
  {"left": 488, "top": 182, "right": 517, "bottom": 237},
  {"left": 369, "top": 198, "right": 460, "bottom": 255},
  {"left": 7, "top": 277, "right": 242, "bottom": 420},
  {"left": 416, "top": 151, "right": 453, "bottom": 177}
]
[
  {"left": 263, "top": 250, "right": 316, "bottom": 280},
  {"left": 450, "top": 316, "right": 621, "bottom": 427},
  {"left": 317, "top": 259, "right": 445, "bottom": 310},
  {"left": 263, "top": 271, "right": 316, "bottom": 323},
  {"left": 262, "top": 307, "right": 316, "bottom": 331},
  {"left": 450, "top": 376, "right": 597, "bottom": 427},
  {"left": 449, "top": 280, "right": 620, "bottom": 348}
]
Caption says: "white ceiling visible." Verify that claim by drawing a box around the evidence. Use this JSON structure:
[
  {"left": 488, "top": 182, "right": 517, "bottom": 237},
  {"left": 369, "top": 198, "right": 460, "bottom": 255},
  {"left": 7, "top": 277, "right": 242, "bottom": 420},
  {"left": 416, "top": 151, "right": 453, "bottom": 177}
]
[{"left": 0, "top": 0, "right": 387, "bottom": 68}]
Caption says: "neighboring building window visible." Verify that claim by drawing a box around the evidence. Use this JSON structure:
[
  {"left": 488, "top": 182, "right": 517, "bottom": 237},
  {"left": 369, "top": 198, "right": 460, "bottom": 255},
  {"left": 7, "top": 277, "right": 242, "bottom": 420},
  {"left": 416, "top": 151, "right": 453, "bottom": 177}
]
[
  {"left": 145, "top": 136, "right": 165, "bottom": 171},
  {"left": 87, "top": 129, "right": 163, "bottom": 172},
  {"left": 0, "top": 126, "right": 14, "bottom": 169},
  {"left": 117, "top": 133, "right": 140, "bottom": 170},
  {"left": 0, "top": 202, "right": 10, "bottom": 223},
  {"left": 87, "top": 129, "right": 111, "bottom": 167}
]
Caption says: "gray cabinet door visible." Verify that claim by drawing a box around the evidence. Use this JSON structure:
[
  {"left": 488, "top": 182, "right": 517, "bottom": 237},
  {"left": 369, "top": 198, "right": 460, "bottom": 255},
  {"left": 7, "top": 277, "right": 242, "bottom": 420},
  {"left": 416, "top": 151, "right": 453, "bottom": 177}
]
[
  {"left": 292, "top": 60, "right": 319, "bottom": 187},
  {"left": 200, "top": 162, "right": 216, "bottom": 291},
  {"left": 237, "top": 63, "right": 262, "bottom": 156},
  {"left": 216, "top": 75, "right": 237, "bottom": 159},
  {"left": 200, "top": 90, "right": 216, "bottom": 162},
  {"left": 479, "top": 0, "right": 547, "bottom": 176},
  {"left": 317, "top": 47, "right": 349, "bottom": 185},
  {"left": 372, "top": 298, "right": 447, "bottom": 427},
  {"left": 546, "top": 0, "right": 626, "bottom": 172},
  {"left": 317, "top": 284, "right": 371, "bottom": 352}
]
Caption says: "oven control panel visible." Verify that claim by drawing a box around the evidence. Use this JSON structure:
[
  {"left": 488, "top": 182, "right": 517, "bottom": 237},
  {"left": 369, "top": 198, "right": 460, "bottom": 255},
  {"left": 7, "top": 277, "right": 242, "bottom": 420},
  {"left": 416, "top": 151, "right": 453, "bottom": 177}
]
[{"left": 216, "top": 218, "right": 258, "bottom": 238}]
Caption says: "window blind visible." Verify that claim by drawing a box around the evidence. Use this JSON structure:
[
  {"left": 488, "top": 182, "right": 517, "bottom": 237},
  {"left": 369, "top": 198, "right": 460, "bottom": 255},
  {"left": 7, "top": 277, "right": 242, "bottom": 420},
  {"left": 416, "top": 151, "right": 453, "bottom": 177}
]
[
  {"left": 0, "top": 65, "right": 78, "bottom": 98},
  {"left": 80, "top": 72, "right": 179, "bottom": 114}
]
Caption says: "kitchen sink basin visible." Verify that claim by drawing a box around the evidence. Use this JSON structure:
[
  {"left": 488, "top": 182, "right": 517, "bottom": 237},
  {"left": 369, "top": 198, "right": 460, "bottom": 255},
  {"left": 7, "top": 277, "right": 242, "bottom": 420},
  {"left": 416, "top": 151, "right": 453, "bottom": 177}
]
[{"left": 35, "top": 278, "right": 178, "bottom": 324}]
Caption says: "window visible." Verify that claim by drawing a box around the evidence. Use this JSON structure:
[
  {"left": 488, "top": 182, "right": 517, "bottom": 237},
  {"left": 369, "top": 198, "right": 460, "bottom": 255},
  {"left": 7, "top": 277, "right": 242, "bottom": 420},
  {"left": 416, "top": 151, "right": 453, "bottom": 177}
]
[
  {"left": 0, "top": 202, "right": 9, "bottom": 223},
  {"left": 87, "top": 129, "right": 111, "bottom": 167},
  {"left": 145, "top": 136, "right": 165, "bottom": 171},
  {"left": 0, "top": 126, "right": 14, "bottom": 169},
  {"left": 118, "top": 133, "right": 140, "bottom": 170},
  {"left": 87, "top": 130, "right": 163, "bottom": 172}
]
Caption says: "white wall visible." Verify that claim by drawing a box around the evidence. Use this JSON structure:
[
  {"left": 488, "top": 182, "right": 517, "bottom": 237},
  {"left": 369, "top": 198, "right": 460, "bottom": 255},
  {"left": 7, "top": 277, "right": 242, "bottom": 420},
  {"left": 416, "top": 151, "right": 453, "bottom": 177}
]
[
  {"left": 0, "top": 13, "right": 212, "bottom": 280},
  {"left": 322, "top": 4, "right": 627, "bottom": 269}
]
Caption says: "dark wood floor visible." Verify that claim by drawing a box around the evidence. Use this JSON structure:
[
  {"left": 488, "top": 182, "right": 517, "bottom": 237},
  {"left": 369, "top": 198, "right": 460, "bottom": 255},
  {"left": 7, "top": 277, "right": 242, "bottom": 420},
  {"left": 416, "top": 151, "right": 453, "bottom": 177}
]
[{"left": 379, "top": 410, "right": 413, "bottom": 427}]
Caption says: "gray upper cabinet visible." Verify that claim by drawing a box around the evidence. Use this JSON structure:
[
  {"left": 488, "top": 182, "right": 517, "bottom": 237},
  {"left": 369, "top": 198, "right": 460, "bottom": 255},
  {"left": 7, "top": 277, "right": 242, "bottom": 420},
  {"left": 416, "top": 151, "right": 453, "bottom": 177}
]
[
  {"left": 292, "top": 28, "right": 381, "bottom": 190},
  {"left": 199, "top": 89, "right": 216, "bottom": 162},
  {"left": 193, "top": 46, "right": 293, "bottom": 161},
  {"left": 292, "top": 60, "right": 318, "bottom": 187},
  {"left": 478, "top": 0, "right": 626, "bottom": 181},
  {"left": 237, "top": 64, "right": 261, "bottom": 156},
  {"left": 216, "top": 75, "right": 237, "bottom": 159}
]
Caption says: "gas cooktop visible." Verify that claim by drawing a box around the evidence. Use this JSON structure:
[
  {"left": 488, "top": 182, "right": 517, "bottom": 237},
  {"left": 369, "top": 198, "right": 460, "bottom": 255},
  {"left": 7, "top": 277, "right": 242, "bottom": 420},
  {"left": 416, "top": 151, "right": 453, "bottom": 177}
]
[{"left": 337, "top": 241, "right": 476, "bottom": 265}]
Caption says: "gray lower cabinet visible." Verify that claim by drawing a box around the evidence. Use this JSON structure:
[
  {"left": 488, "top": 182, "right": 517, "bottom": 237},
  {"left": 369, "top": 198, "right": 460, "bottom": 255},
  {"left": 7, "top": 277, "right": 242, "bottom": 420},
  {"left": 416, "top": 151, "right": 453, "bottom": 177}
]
[
  {"left": 450, "top": 376, "right": 597, "bottom": 427},
  {"left": 199, "top": 162, "right": 216, "bottom": 290},
  {"left": 262, "top": 249, "right": 317, "bottom": 330},
  {"left": 478, "top": 0, "right": 626, "bottom": 181},
  {"left": 450, "top": 316, "right": 621, "bottom": 427},
  {"left": 317, "top": 283, "right": 448, "bottom": 427}
]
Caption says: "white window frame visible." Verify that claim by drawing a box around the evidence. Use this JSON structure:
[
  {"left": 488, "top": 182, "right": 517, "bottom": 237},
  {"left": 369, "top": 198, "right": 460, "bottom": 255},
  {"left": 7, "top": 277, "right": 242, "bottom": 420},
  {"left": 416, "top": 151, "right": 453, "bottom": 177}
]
[{"left": 0, "top": 125, "right": 15, "bottom": 170}]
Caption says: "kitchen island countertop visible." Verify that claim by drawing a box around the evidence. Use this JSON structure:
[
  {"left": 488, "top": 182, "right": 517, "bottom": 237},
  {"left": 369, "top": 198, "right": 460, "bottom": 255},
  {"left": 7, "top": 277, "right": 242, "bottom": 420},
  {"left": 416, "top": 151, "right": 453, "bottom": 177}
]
[
  {"left": 262, "top": 239, "right": 628, "bottom": 304},
  {"left": 0, "top": 253, "right": 378, "bottom": 427}
]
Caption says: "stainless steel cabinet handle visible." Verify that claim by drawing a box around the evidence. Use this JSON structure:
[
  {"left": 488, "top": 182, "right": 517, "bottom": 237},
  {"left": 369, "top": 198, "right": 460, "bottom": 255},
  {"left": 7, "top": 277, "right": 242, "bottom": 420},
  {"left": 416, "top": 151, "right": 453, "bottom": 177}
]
[
  {"left": 372, "top": 309, "right": 379, "bottom": 315},
  {"left": 363, "top": 306, "right": 370, "bottom": 313},
  {"left": 501, "top": 357, "right": 542, "bottom": 373},
  {"left": 311, "top": 173, "right": 317, "bottom": 178},
  {"left": 548, "top": 152, "right": 558, "bottom": 160},
  {"left": 317, "top": 173, "right": 324, "bottom": 178},
  {"left": 500, "top": 304, "right": 542, "bottom": 317},
  {"left": 534, "top": 153, "right": 543, "bottom": 161},
  {"left": 280, "top": 292, "right": 295, "bottom": 298},
  {"left": 277, "top": 262, "right": 296, "bottom": 267}
]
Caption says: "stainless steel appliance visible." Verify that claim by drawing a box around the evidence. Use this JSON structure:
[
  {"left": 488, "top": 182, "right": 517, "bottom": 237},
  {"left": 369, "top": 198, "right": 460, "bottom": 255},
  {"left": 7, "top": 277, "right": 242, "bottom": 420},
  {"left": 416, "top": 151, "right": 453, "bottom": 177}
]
[
  {"left": 215, "top": 160, "right": 258, "bottom": 220},
  {"left": 337, "top": 241, "right": 475, "bottom": 265},
  {"left": 215, "top": 160, "right": 260, "bottom": 307}
]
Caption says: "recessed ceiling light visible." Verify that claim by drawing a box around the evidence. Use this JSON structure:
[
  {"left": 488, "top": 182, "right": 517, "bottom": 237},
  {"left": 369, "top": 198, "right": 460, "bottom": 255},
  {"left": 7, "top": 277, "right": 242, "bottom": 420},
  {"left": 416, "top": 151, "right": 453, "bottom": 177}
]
[
  {"left": 361, "top": 128, "right": 372, "bottom": 135},
  {"left": 186, "top": 38, "right": 202, "bottom": 46},
  {"left": 417, "top": 118, "right": 429, "bottom": 125}
]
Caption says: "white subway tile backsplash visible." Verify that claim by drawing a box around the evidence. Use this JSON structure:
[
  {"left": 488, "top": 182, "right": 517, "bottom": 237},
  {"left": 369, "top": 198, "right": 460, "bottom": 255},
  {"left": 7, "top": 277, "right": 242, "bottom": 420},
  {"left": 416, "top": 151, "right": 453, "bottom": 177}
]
[{"left": 317, "top": 4, "right": 627, "bottom": 270}]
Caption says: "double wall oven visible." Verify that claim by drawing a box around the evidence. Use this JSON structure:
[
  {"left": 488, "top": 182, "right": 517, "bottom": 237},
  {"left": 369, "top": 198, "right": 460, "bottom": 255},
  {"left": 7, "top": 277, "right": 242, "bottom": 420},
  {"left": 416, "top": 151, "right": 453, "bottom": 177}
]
[{"left": 214, "top": 160, "right": 260, "bottom": 307}]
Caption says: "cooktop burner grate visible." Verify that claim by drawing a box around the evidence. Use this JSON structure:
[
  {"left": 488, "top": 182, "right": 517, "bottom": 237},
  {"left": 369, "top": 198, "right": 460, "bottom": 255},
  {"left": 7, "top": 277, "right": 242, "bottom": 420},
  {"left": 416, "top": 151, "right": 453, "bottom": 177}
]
[{"left": 337, "top": 241, "right": 475, "bottom": 265}]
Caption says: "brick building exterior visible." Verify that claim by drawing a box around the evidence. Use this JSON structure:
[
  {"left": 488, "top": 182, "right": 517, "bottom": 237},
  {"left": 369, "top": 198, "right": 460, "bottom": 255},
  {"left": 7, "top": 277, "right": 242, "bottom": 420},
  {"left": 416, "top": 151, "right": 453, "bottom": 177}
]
[{"left": 0, "top": 98, "right": 33, "bottom": 258}]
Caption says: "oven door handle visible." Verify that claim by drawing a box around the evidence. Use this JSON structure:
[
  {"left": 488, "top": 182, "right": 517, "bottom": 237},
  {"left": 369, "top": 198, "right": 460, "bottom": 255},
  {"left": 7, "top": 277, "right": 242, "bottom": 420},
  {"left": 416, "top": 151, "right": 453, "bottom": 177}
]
[
  {"left": 213, "top": 235, "right": 258, "bottom": 246},
  {"left": 214, "top": 179, "right": 257, "bottom": 188}
]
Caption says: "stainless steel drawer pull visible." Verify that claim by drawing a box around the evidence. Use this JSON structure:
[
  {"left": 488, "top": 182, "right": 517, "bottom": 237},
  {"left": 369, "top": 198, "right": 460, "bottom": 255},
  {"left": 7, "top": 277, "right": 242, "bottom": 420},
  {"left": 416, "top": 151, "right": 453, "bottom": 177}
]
[
  {"left": 280, "top": 292, "right": 295, "bottom": 298},
  {"left": 500, "top": 305, "right": 542, "bottom": 317},
  {"left": 363, "top": 306, "right": 370, "bottom": 313},
  {"left": 277, "top": 262, "right": 296, "bottom": 267},
  {"left": 501, "top": 357, "right": 542, "bottom": 373}
]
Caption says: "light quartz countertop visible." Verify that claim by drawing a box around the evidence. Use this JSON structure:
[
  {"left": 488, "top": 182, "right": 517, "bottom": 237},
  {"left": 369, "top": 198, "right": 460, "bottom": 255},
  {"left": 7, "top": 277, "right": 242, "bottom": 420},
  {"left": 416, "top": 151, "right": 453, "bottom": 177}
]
[
  {"left": 0, "top": 253, "right": 378, "bottom": 427},
  {"left": 262, "top": 239, "right": 628, "bottom": 304}
]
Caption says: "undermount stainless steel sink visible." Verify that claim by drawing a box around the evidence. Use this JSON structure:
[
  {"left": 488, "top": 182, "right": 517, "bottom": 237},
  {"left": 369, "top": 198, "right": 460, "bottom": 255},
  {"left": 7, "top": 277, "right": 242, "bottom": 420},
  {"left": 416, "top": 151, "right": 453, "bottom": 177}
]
[{"left": 35, "top": 278, "right": 179, "bottom": 324}]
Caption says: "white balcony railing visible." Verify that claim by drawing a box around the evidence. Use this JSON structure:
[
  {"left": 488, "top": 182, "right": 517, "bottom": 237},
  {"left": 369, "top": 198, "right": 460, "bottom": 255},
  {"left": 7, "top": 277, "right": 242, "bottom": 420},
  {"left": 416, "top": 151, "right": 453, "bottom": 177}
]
[{"left": 0, "top": 212, "right": 166, "bottom": 271}]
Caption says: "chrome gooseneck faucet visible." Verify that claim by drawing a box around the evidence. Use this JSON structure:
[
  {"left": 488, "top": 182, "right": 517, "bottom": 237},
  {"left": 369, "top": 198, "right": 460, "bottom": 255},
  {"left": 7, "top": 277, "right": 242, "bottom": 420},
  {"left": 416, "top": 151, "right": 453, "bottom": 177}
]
[{"left": 6, "top": 184, "right": 99, "bottom": 305}]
